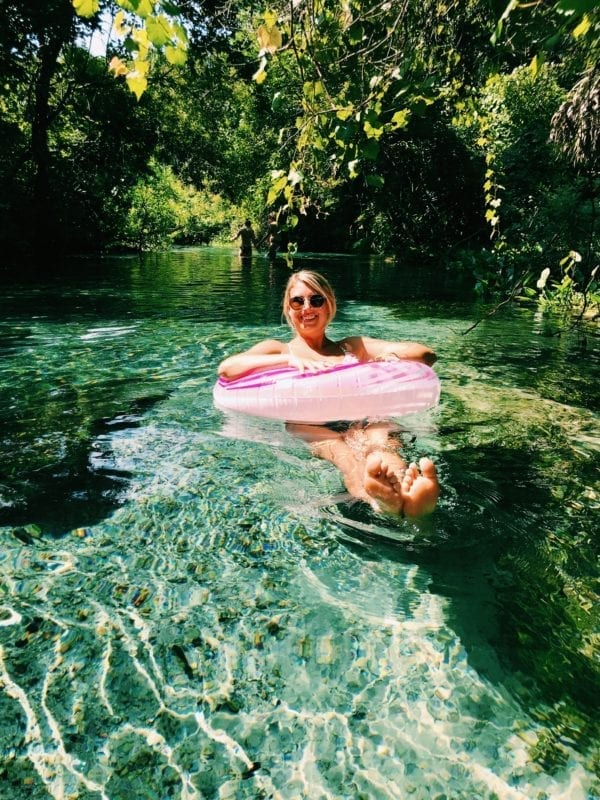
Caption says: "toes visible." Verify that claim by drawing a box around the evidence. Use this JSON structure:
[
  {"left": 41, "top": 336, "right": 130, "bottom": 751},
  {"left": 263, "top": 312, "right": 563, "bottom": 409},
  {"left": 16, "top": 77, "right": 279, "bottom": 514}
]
[
  {"left": 365, "top": 453, "right": 383, "bottom": 476},
  {"left": 419, "top": 457, "right": 437, "bottom": 479}
]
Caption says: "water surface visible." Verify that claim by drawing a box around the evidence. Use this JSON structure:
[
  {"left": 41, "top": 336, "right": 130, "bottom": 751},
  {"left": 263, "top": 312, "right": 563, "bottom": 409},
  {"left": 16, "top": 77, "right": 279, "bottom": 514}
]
[{"left": 0, "top": 248, "right": 598, "bottom": 799}]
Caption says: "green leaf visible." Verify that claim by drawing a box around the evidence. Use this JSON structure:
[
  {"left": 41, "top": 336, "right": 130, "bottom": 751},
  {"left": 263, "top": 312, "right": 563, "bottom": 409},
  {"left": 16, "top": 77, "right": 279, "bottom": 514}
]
[
  {"left": 362, "top": 139, "right": 380, "bottom": 161},
  {"left": 529, "top": 52, "right": 545, "bottom": 76},
  {"left": 556, "top": 0, "right": 598, "bottom": 13},
  {"left": 267, "top": 175, "right": 288, "bottom": 205},
  {"left": 348, "top": 23, "right": 364, "bottom": 45},
  {"left": 365, "top": 175, "right": 385, "bottom": 188}
]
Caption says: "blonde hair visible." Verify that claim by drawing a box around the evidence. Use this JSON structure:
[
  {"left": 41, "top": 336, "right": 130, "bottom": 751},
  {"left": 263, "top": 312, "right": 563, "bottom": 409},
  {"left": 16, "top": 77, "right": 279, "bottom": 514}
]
[{"left": 283, "top": 270, "right": 337, "bottom": 328}]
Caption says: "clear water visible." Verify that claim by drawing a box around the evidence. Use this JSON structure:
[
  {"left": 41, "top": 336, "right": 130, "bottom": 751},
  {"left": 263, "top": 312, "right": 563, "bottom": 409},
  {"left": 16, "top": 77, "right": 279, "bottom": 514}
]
[{"left": 0, "top": 248, "right": 598, "bottom": 799}]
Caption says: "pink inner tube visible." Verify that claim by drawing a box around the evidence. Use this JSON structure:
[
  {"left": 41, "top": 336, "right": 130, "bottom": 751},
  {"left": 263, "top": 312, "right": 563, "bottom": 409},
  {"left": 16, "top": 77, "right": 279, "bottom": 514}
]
[{"left": 213, "top": 360, "right": 441, "bottom": 423}]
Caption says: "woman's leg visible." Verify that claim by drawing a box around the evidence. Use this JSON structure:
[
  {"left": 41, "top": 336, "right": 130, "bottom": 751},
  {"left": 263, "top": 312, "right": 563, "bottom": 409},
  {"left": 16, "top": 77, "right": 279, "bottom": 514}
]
[
  {"left": 287, "top": 421, "right": 439, "bottom": 517},
  {"left": 286, "top": 423, "right": 369, "bottom": 501}
]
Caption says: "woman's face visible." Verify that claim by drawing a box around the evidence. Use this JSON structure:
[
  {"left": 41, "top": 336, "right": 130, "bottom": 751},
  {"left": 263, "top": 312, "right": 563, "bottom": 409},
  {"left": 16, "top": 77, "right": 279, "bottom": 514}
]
[{"left": 287, "top": 280, "right": 330, "bottom": 334}]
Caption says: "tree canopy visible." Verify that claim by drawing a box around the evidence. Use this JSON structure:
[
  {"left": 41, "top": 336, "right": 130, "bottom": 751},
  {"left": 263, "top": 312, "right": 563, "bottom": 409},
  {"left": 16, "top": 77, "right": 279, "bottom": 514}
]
[{"left": 0, "top": 0, "right": 597, "bottom": 311}]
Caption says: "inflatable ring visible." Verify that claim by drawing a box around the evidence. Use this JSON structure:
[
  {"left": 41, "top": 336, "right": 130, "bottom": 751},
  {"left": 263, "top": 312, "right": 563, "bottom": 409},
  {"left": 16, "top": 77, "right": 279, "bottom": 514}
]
[{"left": 213, "top": 360, "right": 440, "bottom": 423}]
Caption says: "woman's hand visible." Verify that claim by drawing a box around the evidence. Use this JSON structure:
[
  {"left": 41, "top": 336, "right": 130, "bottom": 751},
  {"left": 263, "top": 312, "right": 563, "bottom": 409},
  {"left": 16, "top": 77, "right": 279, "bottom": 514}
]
[{"left": 288, "top": 353, "right": 338, "bottom": 373}]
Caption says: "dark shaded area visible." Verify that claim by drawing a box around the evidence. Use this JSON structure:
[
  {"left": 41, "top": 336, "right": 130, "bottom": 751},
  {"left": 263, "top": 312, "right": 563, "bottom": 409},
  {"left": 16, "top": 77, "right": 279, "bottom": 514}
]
[{"left": 0, "top": 394, "right": 166, "bottom": 536}]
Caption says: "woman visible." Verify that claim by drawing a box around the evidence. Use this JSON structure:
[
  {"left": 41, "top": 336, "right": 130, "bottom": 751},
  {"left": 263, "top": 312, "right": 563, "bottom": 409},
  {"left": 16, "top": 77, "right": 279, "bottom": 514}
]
[{"left": 218, "top": 270, "right": 439, "bottom": 518}]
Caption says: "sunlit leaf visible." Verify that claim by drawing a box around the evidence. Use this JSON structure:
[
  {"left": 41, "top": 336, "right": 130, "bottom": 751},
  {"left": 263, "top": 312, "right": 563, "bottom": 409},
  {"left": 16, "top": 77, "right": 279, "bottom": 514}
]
[
  {"left": 336, "top": 106, "right": 353, "bottom": 121},
  {"left": 109, "top": 56, "right": 129, "bottom": 76},
  {"left": 136, "top": 0, "right": 154, "bottom": 19},
  {"left": 147, "top": 15, "right": 173, "bottom": 47},
  {"left": 390, "top": 109, "right": 410, "bottom": 129},
  {"left": 253, "top": 57, "right": 268, "bottom": 84},
  {"left": 173, "top": 22, "right": 188, "bottom": 44},
  {"left": 288, "top": 168, "right": 303, "bottom": 186},
  {"left": 529, "top": 52, "right": 545, "bottom": 76},
  {"left": 572, "top": 14, "right": 591, "bottom": 37},
  {"left": 165, "top": 45, "right": 186, "bottom": 65},
  {"left": 73, "top": 0, "right": 100, "bottom": 17},
  {"left": 364, "top": 121, "right": 384, "bottom": 140},
  {"left": 263, "top": 9, "right": 278, "bottom": 28},
  {"left": 537, "top": 268, "right": 551, "bottom": 289},
  {"left": 257, "top": 24, "right": 282, "bottom": 54},
  {"left": 126, "top": 72, "right": 148, "bottom": 100},
  {"left": 113, "top": 11, "right": 130, "bottom": 37},
  {"left": 132, "top": 27, "right": 150, "bottom": 49},
  {"left": 267, "top": 175, "right": 288, "bottom": 205}
]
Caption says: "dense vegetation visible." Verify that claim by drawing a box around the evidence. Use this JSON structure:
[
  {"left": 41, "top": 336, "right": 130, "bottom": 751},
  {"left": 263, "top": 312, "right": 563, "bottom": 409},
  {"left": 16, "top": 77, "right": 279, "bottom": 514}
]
[{"left": 0, "top": 0, "right": 598, "bottom": 311}]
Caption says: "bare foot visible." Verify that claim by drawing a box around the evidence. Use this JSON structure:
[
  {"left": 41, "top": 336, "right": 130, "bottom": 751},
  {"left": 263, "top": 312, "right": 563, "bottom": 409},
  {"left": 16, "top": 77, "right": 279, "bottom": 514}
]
[
  {"left": 364, "top": 453, "right": 439, "bottom": 518},
  {"left": 399, "top": 458, "right": 439, "bottom": 518},
  {"left": 363, "top": 451, "right": 408, "bottom": 515}
]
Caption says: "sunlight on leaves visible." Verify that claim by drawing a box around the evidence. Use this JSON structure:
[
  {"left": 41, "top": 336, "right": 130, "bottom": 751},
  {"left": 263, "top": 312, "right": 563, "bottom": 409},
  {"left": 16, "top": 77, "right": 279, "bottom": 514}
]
[
  {"left": 126, "top": 72, "right": 148, "bottom": 101},
  {"left": 390, "top": 109, "right": 410, "bottom": 129},
  {"left": 165, "top": 45, "right": 186, "bottom": 66},
  {"left": 253, "top": 57, "right": 268, "bottom": 84},
  {"left": 108, "top": 56, "right": 128, "bottom": 77},
  {"left": 257, "top": 24, "right": 282, "bottom": 54},
  {"left": 537, "top": 267, "right": 551, "bottom": 289},
  {"left": 263, "top": 9, "right": 278, "bottom": 28},
  {"left": 72, "top": 0, "right": 100, "bottom": 17},
  {"left": 114, "top": 10, "right": 130, "bottom": 37},
  {"left": 146, "top": 15, "right": 173, "bottom": 47}
]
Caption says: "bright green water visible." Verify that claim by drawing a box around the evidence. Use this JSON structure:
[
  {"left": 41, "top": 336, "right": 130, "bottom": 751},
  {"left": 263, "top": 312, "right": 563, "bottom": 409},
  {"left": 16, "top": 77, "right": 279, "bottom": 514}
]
[{"left": 0, "top": 248, "right": 598, "bottom": 799}]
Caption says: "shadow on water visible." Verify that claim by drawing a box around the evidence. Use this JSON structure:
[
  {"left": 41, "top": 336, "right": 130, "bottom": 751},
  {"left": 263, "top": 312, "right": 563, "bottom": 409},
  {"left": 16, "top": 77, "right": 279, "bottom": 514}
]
[{"left": 0, "top": 394, "right": 167, "bottom": 535}]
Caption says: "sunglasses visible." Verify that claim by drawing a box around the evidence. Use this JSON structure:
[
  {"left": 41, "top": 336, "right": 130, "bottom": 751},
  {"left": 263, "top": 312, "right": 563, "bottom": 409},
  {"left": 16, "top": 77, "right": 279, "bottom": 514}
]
[{"left": 289, "top": 294, "right": 326, "bottom": 310}]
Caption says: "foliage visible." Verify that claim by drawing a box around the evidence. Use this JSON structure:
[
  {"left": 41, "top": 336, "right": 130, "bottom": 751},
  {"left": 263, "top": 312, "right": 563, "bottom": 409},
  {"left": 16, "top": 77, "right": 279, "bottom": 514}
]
[
  {"left": 72, "top": 0, "right": 188, "bottom": 101},
  {"left": 0, "top": 0, "right": 596, "bottom": 287},
  {"left": 121, "top": 160, "right": 237, "bottom": 251},
  {"left": 521, "top": 251, "right": 600, "bottom": 324}
]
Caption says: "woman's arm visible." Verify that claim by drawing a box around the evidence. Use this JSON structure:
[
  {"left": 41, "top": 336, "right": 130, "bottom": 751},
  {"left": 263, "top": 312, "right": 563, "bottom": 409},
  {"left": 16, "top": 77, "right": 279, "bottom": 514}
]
[
  {"left": 345, "top": 336, "right": 437, "bottom": 366},
  {"left": 217, "top": 340, "right": 290, "bottom": 379}
]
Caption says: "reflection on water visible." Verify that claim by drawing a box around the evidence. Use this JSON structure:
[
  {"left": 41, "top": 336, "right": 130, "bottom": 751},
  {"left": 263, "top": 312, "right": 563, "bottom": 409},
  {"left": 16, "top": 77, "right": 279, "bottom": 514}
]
[{"left": 0, "top": 248, "right": 598, "bottom": 799}]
